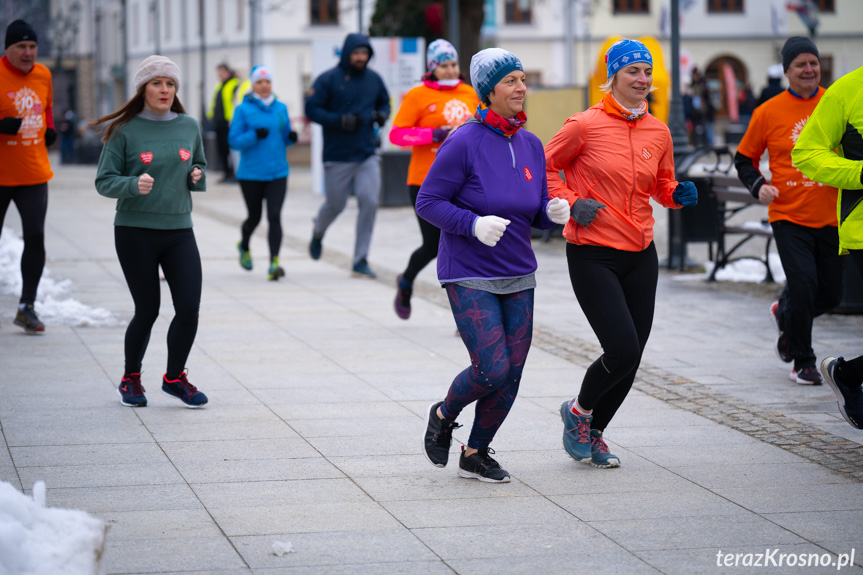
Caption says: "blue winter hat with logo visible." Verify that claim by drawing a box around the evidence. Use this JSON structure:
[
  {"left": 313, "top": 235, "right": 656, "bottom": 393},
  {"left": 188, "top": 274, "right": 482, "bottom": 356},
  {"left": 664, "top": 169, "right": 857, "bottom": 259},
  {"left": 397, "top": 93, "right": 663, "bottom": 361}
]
[
  {"left": 427, "top": 39, "right": 458, "bottom": 72},
  {"left": 605, "top": 38, "right": 653, "bottom": 79},
  {"left": 470, "top": 48, "right": 524, "bottom": 103}
]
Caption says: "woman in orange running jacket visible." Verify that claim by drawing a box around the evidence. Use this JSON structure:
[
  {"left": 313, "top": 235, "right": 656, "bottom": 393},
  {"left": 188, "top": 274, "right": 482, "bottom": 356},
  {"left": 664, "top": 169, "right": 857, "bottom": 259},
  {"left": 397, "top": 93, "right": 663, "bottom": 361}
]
[
  {"left": 545, "top": 39, "right": 698, "bottom": 469},
  {"left": 389, "top": 39, "right": 479, "bottom": 320}
]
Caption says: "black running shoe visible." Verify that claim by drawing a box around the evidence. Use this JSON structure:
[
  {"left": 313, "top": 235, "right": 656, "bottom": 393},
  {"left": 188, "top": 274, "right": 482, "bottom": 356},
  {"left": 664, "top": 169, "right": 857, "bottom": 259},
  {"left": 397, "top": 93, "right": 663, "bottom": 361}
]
[
  {"left": 422, "top": 401, "right": 461, "bottom": 467},
  {"left": 457, "top": 446, "right": 511, "bottom": 483}
]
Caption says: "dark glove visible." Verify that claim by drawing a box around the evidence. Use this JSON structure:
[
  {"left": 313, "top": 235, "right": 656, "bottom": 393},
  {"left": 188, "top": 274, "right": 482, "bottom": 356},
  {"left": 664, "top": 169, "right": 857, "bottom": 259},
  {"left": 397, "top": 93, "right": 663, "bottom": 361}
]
[
  {"left": 432, "top": 127, "right": 451, "bottom": 143},
  {"left": 571, "top": 199, "right": 606, "bottom": 227},
  {"left": 0, "top": 117, "right": 22, "bottom": 135},
  {"left": 44, "top": 128, "right": 57, "bottom": 147},
  {"left": 255, "top": 127, "right": 269, "bottom": 139},
  {"left": 372, "top": 110, "right": 388, "bottom": 127},
  {"left": 673, "top": 181, "right": 698, "bottom": 207},
  {"left": 340, "top": 114, "right": 363, "bottom": 132},
  {"left": 288, "top": 131, "right": 298, "bottom": 143}
]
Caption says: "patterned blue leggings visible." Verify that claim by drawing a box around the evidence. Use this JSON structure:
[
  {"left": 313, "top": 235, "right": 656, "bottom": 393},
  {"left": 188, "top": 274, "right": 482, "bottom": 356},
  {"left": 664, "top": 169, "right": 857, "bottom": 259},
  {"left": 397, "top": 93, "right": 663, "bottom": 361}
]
[{"left": 440, "top": 284, "right": 534, "bottom": 449}]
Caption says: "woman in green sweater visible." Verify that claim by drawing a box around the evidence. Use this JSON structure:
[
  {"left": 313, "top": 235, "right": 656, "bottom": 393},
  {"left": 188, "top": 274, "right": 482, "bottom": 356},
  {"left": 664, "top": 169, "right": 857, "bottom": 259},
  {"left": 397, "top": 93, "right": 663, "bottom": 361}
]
[{"left": 93, "top": 55, "right": 208, "bottom": 409}]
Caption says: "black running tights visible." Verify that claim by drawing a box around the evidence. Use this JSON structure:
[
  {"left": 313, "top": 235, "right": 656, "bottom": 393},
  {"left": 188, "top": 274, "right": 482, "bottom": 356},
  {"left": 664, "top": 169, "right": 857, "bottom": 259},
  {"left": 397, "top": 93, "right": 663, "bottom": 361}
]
[
  {"left": 403, "top": 185, "right": 440, "bottom": 282},
  {"left": 115, "top": 226, "right": 201, "bottom": 378},
  {"left": 239, "top": 177, "right": 287, "bottom": 259},
  {"left": 566, "top": 242, "right": 658, "bottom": 431},
  {"left": 0, "top": 183, "right": 48, "bottom": 304}
]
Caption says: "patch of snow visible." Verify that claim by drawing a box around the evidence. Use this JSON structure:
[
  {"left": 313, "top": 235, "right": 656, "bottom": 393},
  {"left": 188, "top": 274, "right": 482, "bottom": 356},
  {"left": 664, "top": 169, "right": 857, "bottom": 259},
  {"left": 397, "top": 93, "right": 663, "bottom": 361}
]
[
  {"left": 673, "top": 253, "right": 786, "bottom": 283},
  {"left": 0, "top": 480, "right": 108, "bottom": 575},
  {"left": 0, "top": 227, "right": 121, "bottom": 327}
]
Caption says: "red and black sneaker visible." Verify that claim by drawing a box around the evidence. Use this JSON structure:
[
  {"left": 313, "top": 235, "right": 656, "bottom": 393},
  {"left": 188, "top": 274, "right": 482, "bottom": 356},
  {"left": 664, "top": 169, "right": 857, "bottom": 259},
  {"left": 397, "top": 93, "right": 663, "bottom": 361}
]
[
  {"left": 162, "top": 370, "right": 208, "bottom": 408},
  {"left": 117, "top": 373, "right": 147, "bottom": 407}
]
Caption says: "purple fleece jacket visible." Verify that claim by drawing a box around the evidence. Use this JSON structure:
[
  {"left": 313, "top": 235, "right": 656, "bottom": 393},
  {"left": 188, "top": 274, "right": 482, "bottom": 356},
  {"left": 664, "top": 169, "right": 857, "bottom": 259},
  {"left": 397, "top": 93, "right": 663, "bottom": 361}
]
[{"left": 416, "top": 120, "right": 556, "bottom": 283}]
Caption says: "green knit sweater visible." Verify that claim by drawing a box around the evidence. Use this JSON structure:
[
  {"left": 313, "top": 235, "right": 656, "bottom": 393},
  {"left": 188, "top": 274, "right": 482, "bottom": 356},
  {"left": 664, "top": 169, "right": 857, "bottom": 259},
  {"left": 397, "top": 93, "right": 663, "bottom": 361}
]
[{"left": 95, "top": 114, "right": 207, "bottom": 229}]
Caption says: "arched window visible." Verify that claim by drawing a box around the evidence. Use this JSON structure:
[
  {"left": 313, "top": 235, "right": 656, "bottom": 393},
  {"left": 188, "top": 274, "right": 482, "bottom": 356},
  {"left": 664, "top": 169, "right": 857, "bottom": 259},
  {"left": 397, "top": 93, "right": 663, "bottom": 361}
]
[{"left": 704, "top": 55, "right": 748, "bottom": 117}]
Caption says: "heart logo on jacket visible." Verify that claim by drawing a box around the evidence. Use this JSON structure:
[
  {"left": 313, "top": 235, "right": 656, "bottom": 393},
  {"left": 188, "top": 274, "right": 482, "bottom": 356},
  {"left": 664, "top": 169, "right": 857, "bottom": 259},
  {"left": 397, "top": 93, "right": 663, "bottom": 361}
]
[
  {"left": 140, "top": 152, "right": 153, "bottom": 165},
  {"left": 179, "top": 149, "right": 191, "bottom": 161}
]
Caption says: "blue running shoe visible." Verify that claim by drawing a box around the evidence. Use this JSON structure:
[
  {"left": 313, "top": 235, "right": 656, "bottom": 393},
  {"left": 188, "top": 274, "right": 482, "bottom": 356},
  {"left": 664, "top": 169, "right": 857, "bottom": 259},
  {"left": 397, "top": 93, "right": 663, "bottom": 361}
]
[
  {"left": 821, "top": 357, "right": 863, "bottom": 430},
  {"left": 117, "top": 373, "right": 147, "bottom": 407},
  {"left": 560, "top": 400, "right": 592, "bottom": 461},
  {"left": 309, "top": 231, "right": 323, "bottom": 260},
  {"left": 237, "top": 242, "right": 252, "bottom": 270},
  {"left": 162, "top": 371, "right": 208, "bottom": 408},
  {"left": 351, "top": 258, "right": 377, "bottom": 278},
  {"left": 589, "top": 429, "right": 620, "bottom": 468}
]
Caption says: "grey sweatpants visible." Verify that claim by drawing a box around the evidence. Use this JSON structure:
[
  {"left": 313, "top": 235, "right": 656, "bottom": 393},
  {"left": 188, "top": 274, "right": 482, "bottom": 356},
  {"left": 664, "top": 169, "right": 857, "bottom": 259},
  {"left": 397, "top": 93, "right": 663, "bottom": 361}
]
[{"left": 314, "top": 155, "right": 381, "bottom": 265}]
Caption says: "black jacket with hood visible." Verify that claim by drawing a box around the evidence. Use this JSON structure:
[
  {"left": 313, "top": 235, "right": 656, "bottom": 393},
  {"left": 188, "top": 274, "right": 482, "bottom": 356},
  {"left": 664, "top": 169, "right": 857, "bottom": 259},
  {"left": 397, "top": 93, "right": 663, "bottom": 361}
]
[{"left": 305, "top": 34, "right": 391, "bottom": 162}]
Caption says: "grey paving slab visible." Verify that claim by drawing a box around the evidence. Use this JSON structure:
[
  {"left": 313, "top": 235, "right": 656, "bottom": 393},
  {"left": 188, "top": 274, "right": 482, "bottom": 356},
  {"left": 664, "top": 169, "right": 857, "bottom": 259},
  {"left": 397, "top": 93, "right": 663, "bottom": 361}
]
[
  {"left": 445, "top": 554, "right": 661, "bottom": 575},
  {"left": 98, "top": 508, "right": 223, "bottom": 540},
  {"left": 45, "top": 484, "right": 204, "bottom": 513},
  {"left": 209, "top": 501, "right": 403, "bottom": 536},
  {"left": 147, "top": 420, "right": 302, "bottom": 443},
  {"left": 712, "top": 483, "right": 863, "bottom": 513},
  {"left": 549, "top": 485, "right": 751, "bottom": 522},
  {"left": 588, "top": 514, "right": 804, "bottom": 552},
  {"left": 9, "top": 442, "right": 163, "bottom": 467},
  {"left": 351, "top": 474, "right": 538, "bottom": 502},
  {"left": 17, "top": 459, "right": 184, "bottom": 489},
  {"left": 159, "top": 437, "right": 320, "bottom": 463},
  {"left": 382, "top": 496, "right": 577, "bottom": 529},
  {"left": 192, "top": 478, "right": 370, "bottom": 508},
  {"left": 627, "top": 442, "right": 804, "bottom": 466},
  {"left": 251, "top": 562, "right": 456, "bottom": 575},
  {"left": 666, "top": 461, "right": 851, "bottom": 489},
  {"left": 102, "top": 536, "right": 247, "bottom": 574},
  {"left": 268, "top": 401, "right": 414, "bottom": 421},
  {"left": 232, "top": 529, "right": 438, "bottom": 569},
  {"left": 170, "top": 456, "right": 343, "bottom": 484},
  {"left": 763, "top": 510, "right": 863, "bottom": 543},
  {"left": 0, "top": 408, "right": 154, "bottom": 446}
]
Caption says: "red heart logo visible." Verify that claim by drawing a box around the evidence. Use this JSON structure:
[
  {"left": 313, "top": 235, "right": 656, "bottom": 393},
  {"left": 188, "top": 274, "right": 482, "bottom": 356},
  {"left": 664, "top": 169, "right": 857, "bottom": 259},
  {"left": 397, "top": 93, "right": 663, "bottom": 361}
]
[
  {"left": 140, "top": 152, "right": 153, "bottom": 165},
  {"left": 179, "top": 149, "right": 191, "bottom": 161}
]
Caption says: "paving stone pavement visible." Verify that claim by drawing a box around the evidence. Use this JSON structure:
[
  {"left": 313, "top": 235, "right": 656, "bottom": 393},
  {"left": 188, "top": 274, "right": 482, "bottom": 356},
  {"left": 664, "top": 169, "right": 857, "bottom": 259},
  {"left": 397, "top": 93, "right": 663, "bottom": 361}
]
[{"left": 1, "top": 158, "right": 862, "bottom": 574}]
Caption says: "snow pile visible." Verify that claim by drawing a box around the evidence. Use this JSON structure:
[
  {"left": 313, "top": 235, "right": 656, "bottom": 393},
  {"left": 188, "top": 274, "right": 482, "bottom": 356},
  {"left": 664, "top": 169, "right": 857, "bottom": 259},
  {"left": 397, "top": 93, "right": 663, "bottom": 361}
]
[
  {"left": 0, "top": 481, "right": 108, "bottom": 575},
  {"left": 674, "top": 253, "right": 786, "bottom": 284},
  {"left": 0, "top": 227, "right": 120, "bottom": 327}
]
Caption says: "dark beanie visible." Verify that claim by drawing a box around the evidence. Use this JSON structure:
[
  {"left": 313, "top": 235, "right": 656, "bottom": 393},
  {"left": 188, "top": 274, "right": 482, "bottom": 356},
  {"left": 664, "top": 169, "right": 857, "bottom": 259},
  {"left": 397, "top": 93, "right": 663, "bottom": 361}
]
[
  {"left": 781, "top": 36, "right": 818, "bottom": 72},
  {"left": 5, "top": 19, "right": 37, "bottom": 49}
]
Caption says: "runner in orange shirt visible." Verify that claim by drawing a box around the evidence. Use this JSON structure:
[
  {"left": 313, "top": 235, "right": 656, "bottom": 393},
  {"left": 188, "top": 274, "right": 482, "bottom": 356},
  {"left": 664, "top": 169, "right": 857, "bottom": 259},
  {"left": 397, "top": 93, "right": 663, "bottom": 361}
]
[
  {"left": 734, "top": 36, "right": 843, "bottom": 385},
  {"left": 0, "top": 20, "right": 56, "bottom": 333},
  {"left": 390, "top": 39, "right": 479, "bottom": 319}
]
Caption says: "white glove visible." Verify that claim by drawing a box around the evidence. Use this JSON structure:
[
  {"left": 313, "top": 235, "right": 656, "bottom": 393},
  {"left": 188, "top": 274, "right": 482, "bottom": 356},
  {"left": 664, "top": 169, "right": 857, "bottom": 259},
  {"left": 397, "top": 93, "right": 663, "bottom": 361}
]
[
  {"left": 473, "top": 215, "right": 510, "bottom": 247},
  {"left": 546, "top": 197, "right": 570, "bottom": 225}
]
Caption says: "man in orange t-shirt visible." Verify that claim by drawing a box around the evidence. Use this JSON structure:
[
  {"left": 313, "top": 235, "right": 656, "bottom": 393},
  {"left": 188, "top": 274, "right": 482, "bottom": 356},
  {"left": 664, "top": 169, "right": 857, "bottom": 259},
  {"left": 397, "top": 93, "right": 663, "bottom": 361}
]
[
  {"left": 0, "top": 20, "right": 55, "bottom": 333},
  {"left": 734, "top": 36, "right": 843, "bottom": 385}
]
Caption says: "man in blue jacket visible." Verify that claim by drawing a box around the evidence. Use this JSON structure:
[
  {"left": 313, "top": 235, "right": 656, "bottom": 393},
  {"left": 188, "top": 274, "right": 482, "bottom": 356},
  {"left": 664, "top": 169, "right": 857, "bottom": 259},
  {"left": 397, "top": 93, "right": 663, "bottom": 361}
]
[{"left": 305, "top": 33, "right": 390, "bottom": 278}]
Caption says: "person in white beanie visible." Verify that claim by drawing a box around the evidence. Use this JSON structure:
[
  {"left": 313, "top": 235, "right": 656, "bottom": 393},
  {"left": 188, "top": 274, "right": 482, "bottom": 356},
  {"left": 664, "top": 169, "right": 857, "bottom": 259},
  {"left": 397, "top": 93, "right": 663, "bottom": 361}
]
[
  {"left": 91, "top": 55, "right": 210, "bottom": 409},
  {"left": 228, "top": 65, "right": 299, "bottom": 281}
]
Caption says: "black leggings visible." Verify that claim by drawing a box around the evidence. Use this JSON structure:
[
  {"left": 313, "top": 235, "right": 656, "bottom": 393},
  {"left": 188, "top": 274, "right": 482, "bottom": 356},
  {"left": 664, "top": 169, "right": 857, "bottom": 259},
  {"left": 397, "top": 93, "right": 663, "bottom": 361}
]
[
  {"left": 567, "top": 242, "right": 658, "bottom": 431},
  {"left": 239, "top": 177, "right": 287, "bottom": 259},
  {"left": 115, "top": 226, "right": 202, "bottom": 378},
  {"left": 403, "top": 185, "right": 440, "bottom": 282},
  {"left": 0, "top": 183, "right": 48, "bottom": 304},
  {"left": 836, "top": 249, "right": 863, "bottom": 386}
]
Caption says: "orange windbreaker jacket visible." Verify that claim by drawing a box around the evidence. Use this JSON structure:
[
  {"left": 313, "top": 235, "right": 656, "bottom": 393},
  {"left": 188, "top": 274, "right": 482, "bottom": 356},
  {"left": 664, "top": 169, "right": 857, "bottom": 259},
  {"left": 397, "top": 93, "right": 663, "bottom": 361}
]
[{"left": 545, "top": 93, "right": 680, "bottom": 252}]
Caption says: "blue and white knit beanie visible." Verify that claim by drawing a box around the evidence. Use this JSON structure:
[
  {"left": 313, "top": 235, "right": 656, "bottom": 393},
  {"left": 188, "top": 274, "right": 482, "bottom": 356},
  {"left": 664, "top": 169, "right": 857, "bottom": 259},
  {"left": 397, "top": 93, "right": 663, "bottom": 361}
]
[
  {"left": 605, "top": 38, "right": 652, "bottom": 79},
  {"left": 427, "top": 39, "right": 458, "bottom": 73},
  {"left": 250, "top": 65, "right": 272, "bottom": 84},
  {"left": 469, "top": 48, "right": 523, "bottom": 103}
]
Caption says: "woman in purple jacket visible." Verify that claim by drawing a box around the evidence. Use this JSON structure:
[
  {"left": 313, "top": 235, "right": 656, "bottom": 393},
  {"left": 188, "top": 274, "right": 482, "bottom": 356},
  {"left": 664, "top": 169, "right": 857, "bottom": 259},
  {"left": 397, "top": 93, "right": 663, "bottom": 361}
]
[{"left": 417, "top": 48, "right": 571, "bottom": 483}]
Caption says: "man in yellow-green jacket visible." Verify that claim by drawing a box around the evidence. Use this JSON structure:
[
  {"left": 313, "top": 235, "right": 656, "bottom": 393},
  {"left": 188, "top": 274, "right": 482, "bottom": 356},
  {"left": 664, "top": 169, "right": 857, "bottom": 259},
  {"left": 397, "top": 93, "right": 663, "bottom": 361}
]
[
  {"left": 792, "top": 65, "right": 863, "bottom": 430},
  {"left": 207, "top": 63, "right": 238, "bottom": 182}
]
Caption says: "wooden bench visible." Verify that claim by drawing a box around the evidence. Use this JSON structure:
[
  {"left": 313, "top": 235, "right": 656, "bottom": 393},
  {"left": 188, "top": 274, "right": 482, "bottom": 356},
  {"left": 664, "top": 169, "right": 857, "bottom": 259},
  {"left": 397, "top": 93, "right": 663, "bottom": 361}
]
[{"left": 706, "top": 173, "right": 776, "bottom": 282}]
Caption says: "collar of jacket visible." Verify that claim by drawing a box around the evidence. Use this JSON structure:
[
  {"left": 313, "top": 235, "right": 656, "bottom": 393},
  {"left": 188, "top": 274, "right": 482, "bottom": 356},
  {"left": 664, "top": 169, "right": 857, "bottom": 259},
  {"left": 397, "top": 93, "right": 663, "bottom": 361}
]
[
  {"left": 601, "top": 92, "right": 648, "bottom": 121},
  {"left": 422, "top": 78, "right": 462, "bottom": 91}
]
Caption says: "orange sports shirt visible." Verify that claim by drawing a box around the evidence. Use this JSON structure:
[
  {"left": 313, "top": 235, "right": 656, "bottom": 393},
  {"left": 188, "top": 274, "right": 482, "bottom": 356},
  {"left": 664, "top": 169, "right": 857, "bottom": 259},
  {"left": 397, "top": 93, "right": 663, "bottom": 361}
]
[
  {"left": 0, "top": 56, "right": 54, "bottom": 186},
  {"left": 391, "top": 82, "right": 478, "bottom": 186},
  {"left": 736, "top": 90, "right": 837, "bottom": 228}
]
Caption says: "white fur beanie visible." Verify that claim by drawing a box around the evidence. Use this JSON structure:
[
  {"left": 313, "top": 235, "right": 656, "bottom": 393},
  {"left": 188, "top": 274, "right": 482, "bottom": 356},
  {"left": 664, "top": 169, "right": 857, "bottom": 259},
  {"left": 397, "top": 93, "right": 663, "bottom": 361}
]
[{"left": 134, "top": 55, "right": 181, "bottom": 93}]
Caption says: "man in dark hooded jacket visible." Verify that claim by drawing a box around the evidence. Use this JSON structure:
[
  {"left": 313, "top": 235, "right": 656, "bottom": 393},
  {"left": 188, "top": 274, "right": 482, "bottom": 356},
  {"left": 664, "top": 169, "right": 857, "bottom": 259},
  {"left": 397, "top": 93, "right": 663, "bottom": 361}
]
[{"left": 305, "top": 33, "right": 390, "bottom": 278}]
